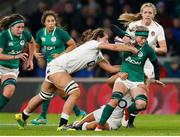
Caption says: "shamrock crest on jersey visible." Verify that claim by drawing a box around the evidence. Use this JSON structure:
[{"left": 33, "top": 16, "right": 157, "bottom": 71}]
[
  {"left": 138, "top": 51, "right": 143, "bottom": 57},
  {"left": 20, "top": 40, "right": 25, "bottom": 46},
  {"left": 51, "top": 36, "right": 56, "bottom": 42}
]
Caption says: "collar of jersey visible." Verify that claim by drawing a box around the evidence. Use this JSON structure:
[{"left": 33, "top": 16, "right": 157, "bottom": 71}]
[
  {"left": 44, "top": 27, "right": 56, "bottom": 36},
  {"left": 8, "top": 28, "right": 22, "bottom": 40}
]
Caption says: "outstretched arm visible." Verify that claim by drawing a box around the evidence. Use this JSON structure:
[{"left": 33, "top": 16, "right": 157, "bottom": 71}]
[
  {"left": 98, "top": 43, "right": 138, "bottom": 54},
  {"left": 97, "top": 59, "right": 120, "bottom": 74}
]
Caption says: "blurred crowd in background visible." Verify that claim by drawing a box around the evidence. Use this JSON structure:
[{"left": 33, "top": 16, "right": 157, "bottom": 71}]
[{"left": 1, "top": 0, "right": 180, "bottom": 78}]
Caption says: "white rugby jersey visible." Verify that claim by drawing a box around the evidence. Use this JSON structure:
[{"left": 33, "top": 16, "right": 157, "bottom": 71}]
[
  {"left": 53, "top": 40, "right": 104, "bottom": 74},
  {"left": 126, "top": 20, "right": 166, "bottom": 47}
]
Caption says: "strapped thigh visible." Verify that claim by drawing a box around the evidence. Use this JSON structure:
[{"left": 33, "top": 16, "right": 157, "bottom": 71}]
[
  {"left": 2, "top": 78, "right": 16, "bottom": 88},
  {"left": 64, "top": 80, "right": 79, "bottom": 95},
  {"left": 111, "top": 91, "right": 123, "bottom": 101},
  {"left": 39, "top": 90, "right": 54, "bottom": 100},
  {"left": 134, "top": 94, "right": 148, "bottom": 103}
]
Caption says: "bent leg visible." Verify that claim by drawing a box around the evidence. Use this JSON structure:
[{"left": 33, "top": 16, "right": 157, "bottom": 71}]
[
  {"left": 0, "top": 75, "right": 16, "bottom": 110},
  {"left": 48, "top": 72, "right": 80, "bottom": 127},
  {"left": 97, "top": 78, "right": 128, "bottom": 130}
]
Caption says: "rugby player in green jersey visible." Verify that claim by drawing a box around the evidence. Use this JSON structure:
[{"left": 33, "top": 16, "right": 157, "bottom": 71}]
[
  {"left": 118, "top": 3, "right": 167, "bottom": 128},
  {"left": 96, "top": 25, "right": 165, "bottom": 131},
  {"left": 30, "top": 10, "right": 86, "bottom": 125},
  {"left": 0, "top": 14, "right": 34, "bottom": 110}
]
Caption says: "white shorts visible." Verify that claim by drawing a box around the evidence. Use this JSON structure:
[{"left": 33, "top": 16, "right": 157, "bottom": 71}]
[
  {"left": 93, "top": 105, "right": 122, "bottom": 130},
  {"left": 116, "top": 78, "right": 144, "bottom": 90},
  {"left": 0, "top": 65, "right": 19, "bottom": 79},
  {"left": 45, "top": 60, "right": 66, "bottom": 83},
  {"left": 144, "top": 59, "right": 154, "bottom": 79}
]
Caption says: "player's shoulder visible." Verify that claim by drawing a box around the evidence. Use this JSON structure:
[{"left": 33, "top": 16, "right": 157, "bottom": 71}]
[
  {"left": 23, "top": 29, "right": 32, "bottom": 35},
  {"left": 0, "top": 29, "right": 8, "bottom": 36},
  {"left": 84, "top": 40, "right": 98, "bottom": 44},
  {"left": 144, "top": 42, "right": 154, "bottom": 52},
  {"left": 0, "top": 29, "right": 9, "bottom": 39},
  {"left": 129, "top": 20, "right": 141, "bottom": 26},
  {"left": 151, "top": 21, "right": 164, "bottom": 30},
  {"left": 81, "top": 40, "right": 99, "bottom": 49},
  {"left": 56, "top": 27, "right": 68, "bottom": 33},
  {"left": 36, "top": 28, "right": 44, "bottom": 35}
]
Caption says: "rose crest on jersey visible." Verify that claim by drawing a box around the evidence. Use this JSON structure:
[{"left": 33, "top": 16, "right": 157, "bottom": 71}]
[{"left": 151, "top": 31, "right": 155, "bottom": 37}]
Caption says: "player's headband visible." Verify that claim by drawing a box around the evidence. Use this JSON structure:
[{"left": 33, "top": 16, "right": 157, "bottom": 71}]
[
  {"left": 10, "top": 20, "right": 24, "bottom": 27},
  {"left": 135, "top": 31, "right": 149, "bottom": 37}
]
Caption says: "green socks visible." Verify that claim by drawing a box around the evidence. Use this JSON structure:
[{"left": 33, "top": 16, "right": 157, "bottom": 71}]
[
  {"left": 62, "top": 95, "right": 81, "bottom": 116},
  {"left": 99, "top": 104, "right": 115, "bottom": 125},
  {"left": 127, "top": 102, "right": 139, "bottom": 113},
  {"left": 40, "top": 96, "right": 82, "bottom": 118},
  {"left": 0, "top": 94, "right": 9, "bottom": 110},
  {"left": 73, "top": 105, "right": 81, "bottom": 116},
  {"left": 40, "top": 100, "right": 50, "bottom": 119}
]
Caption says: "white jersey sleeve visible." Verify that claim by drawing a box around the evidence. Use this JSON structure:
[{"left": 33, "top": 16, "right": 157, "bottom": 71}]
[{"left": 156, "top": 25, "right": 166, "bottom": 41}]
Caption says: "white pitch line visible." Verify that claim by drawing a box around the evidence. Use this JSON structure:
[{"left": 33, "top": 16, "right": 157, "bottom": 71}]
[{"left": 0, "top": 123, "right": 57, "bottom": 126}]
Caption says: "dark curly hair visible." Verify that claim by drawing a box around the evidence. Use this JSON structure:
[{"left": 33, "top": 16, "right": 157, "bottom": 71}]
[
  {"left": 78, "top": 28, "right": 105, "bottom": 45},
  {"left": 0, "top": 13, "right": 25, "bottom": 30},
  {"left": 41, "top": 10, "right": 60, "bottom": 27}
]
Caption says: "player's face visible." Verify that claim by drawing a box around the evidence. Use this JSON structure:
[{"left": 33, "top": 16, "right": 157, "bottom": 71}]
[
  {"left": 141, "top": 6, "right": 155, "bottom": 24},
  {"left": 99, "top": 33, "right": 109, "bottom": 43},
  {"left": 11, "top": 23, "right": 25, "bottom": 37},
  {"left": 135, "top": 36, "right": 147, "bottom": 46},
  {"left": 44, "top": 15, "right": 56, "bottom": 31}
]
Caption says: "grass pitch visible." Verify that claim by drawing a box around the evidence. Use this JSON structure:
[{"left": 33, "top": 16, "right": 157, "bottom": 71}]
[{"left": 0, "top": 113, "right": 180, "bottom": 136}]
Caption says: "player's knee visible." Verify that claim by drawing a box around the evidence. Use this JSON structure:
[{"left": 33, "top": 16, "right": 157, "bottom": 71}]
[
  {"left": 64, "top": 80, "right": 79, "bottom": 95},
  {"left": 110, "top": 91, "right": 123, "bottom": 106},
  {"left": 135, "top": 94, "right": 147, "bottom": 110},
  {"left": 135, "top": 100, "right": 146, "bottom": 110},
  {"left": 3, "top": 90, "right": 15, "bottom": 98},
  {"left": 2, "top": 78, "right": 16, "bottom": 98},
  {"left": 39, "top": 90, "right": 54, "bottom": 100}
]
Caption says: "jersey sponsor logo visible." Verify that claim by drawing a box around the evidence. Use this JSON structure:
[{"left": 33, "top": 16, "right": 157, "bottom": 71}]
[
  {"left": 8, "top": 50, "right": 21, "bottom": 54},
  {"left": 125, "top": 56, "right": 141, "bottom": 65},
  {"left": 20, "top": 40, "right": 25, "bottom": 46},
  {"left": 51, "top": 36, "right": 56, "bottom": 42},
  {"left": 8, "top": 42, "right": 13, "bottom": 46}
]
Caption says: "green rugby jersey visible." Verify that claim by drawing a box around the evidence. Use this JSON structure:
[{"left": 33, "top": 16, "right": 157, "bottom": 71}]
[
  {"left": 0, "top": 29, "right": 32, "bottom": 69},
  {"left": 35, "top": 27, "right": 71, "bottom": 63},
  {"left": 121, "top": 42, "right": 157, "bottom": 82}
]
